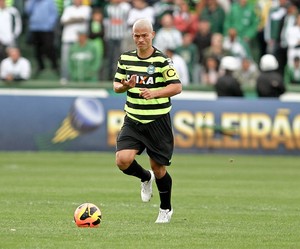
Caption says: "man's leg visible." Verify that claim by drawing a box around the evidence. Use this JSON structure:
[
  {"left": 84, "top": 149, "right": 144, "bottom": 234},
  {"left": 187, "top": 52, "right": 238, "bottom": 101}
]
[
  {"left": 60, "top": 42, "right": 71, "bottom": 82},
  {"left": 121, "top": 159, "right": 151, "bottom": 182},
  {"left": 150, "top": 158, "right": 173, "bottom": 223},
  {"left": 32, "top": 32, "right": 45, "bottom": 75},
  {"left": 150, "top": 158, "right": 172, "bottom": 210},
  {"left": 116, "top": 149, "right": 154, "bottom": 202}
]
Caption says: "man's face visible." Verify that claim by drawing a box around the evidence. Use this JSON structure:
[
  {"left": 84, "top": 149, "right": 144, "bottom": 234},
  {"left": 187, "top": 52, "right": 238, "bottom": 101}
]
[
  {"left": 73, "top": 0, "right": 82, "bottom": 6},
  {"left": 132, "top": 27, "right": 154, "bottom": 52},
  {"left": 78, "top": 34, "right": 87, "bottom": 45},
  {"left": 242, "top": 59, "right": 250, "bottom": 70},
  {"left": 228, "top": 28, "right": 237, "bottom": 39},
  {"left": 239, "top": 0, "right": 247, "bottom": 6},
  {"left": 9, "top": 48, "right": 20, "bottom": 62}
]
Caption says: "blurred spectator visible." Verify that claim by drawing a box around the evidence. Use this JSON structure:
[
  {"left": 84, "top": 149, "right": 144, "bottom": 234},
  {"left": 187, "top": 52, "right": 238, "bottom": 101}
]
[
  {"left": 165, "top": 48, "right": 190, "bottom": 86},
  {"left": 0, "top": 47, "right": 31, "bottom": 83},
  {"left": 146, "top": 0, "right": 159, "bottom": 6},
  {"left": 0, "top": 0, "right": 22, "bottom": 62},
  {"left": 215, "top": 0, "right": 230, "bottom": 13},
  {"left": 63, "top": 0, "right": 94, "bottom": 7},
  {"left": 153, "top": 0, "right": 178, "bottom": 30},
  {"left": 68, "top": 32, "right": 100, "bottom": 82},
  {"left": 223, "top": 28, "right": 250, "bottom": 60},
  {"left": 284, "top": 56, "right": 300, "bottom": 84},
  {"left": 127, "top": 0, "right": 155, "bottom": 27},
  {"left": 193, "top": 19, "right": 212, "bottom": 81},
  {"left": 234, "top": 57, "right": 259, "bottom": 89},
  {"left": 173, "top": 0, "right": 198, "bottom": 38},
  {"left": 123, "top": 0, "right": 155, "bottom": 52},
  {"left": 277, "top": 3, "right": 298, "bottom": 75},
  {"left": 197, "top": 0, "right": 226, "bottom": 34},
  {"left": 256, "top": 54, "right": 285, "bottom": 97},
  {"left": 88, "top": 8, "right": 105, "bottom": 80},
  {"left": 193, "top": 19, "right": 211, "bottom": 63},
  {"left": 103, "top": 0, "right": 130, "bottom": 80},
  {"left": 176, "top": 32, "right": 199, "bottom": 84},
  {"left": 154, "top": 13, "right": 183, "bottom": 53},
  {"left": 60, "top": 0, "right": 92, "bottom": 83},
  {"left": 82, "top": 0, "right": 91, "bottom": 5},
  {"left": 215, "top": 56, "right": 244, "bottom": 97},
  {"left": 256, "top": 0, "right": 272, "bottom": 59},
  {"left": 201, "top": 55, "right": 219, "bottom": 86},
  {"left": 203, "top": 33, "right": 231, "bottom": 67},
  {"left": 264, "top": 0, "right": 289, "bottom": 55},
  {"left": 62, "top": 0, "right": 71, "bottom": 8},
  {"left": 223, "top": 0, "right": 258, "bottom": 58},
  {"left": 286, "top": 13, "right": 300, "bottom": 68},
  {"left": 54, "top": 0, "right": 64, "bottom": 15},
  {"left": 25, "top": 0, "right": 59, "bottom": 78},
  {"left": 196, "top": 0, "right": 231, "bottom": 15},
  {"left": 12, "top": 0, "right": 25, "bottom": 16},
  {"left": 90, "top": 0, "right": 108, "bottom": 8}
]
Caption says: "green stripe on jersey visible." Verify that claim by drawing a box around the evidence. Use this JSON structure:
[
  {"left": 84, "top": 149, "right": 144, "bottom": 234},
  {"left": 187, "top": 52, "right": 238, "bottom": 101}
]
[{"left": 114, "top": 48, "right": 181, "bottom": 124}]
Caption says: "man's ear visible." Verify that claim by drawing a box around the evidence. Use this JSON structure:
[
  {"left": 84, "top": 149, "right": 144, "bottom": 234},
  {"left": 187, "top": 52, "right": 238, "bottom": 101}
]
[{"left": 151, "top": 31, "right": 156, "bottom": 39}]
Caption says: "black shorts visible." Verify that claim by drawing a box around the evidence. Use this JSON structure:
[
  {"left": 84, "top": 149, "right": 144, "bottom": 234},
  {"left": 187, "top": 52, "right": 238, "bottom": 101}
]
[{"left": 116, "top": 113, "right": 174, "bottom": 166}]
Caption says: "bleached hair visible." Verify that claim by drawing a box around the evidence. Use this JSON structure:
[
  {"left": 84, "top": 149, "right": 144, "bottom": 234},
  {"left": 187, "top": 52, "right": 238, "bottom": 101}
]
[{"left": 132, "top": 18, "right": 153, "bottom": 32}]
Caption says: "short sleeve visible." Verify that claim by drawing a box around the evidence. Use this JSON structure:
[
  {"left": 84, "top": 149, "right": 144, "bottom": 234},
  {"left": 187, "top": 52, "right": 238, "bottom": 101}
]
[{"left": 162, "top": 58, "right": 181, "bottom": 84}]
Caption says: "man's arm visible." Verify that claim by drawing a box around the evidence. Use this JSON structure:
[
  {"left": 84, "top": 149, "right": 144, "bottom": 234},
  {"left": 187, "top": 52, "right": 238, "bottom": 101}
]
[
  {"left": 19, "top": 59, "right": 31, "bottom": 80},
  {"left": 113, "top": 75, "right": 137, "bottom": 93},
  {"left": 139, "top": 83, "right": 182, "bottom": 100}
]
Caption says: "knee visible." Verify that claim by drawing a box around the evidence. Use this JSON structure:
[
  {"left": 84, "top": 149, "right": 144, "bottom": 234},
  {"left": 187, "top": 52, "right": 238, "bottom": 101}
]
[
  {"left": 115, "top": 151, "right": 134, "bottom": 171},
  {"left": 151, "top": 165, "right": 166, "bottom": 179}
]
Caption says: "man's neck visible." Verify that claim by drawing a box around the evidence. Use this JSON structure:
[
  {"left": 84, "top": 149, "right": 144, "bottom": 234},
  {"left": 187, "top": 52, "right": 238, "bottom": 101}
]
[{"left": 137, "top": 46, "right": 154, "bottom": 59}]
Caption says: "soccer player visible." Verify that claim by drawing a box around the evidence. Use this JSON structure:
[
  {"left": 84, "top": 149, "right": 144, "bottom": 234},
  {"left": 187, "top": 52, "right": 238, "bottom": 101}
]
[{"left": 113, "top": 18, "right": 182, "bottom": 223}]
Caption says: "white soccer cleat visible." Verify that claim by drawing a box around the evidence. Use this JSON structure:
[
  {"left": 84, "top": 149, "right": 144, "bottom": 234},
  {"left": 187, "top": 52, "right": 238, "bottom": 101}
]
[
  {"left": 141, "top": 170, "right": 154, "bottom": 202},
  {"left": 155, "top": 208, "right": 173, "bottom": 223}
]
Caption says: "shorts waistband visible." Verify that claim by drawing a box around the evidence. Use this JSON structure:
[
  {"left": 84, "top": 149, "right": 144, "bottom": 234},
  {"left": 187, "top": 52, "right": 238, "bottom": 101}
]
[{"left": 125, "top": 115, "right": 142, "bottom": 125}]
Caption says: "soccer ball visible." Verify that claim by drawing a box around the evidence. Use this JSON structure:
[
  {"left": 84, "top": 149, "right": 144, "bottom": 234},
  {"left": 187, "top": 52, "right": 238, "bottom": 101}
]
[{"left": 74, "top": 203, "right": 102, "bottom": 228}]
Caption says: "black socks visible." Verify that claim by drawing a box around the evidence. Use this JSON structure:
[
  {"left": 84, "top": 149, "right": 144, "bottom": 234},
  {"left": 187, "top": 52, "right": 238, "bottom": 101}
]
[
  {"left": 155, "top": 172, "right": 172, "bottom": 210},
  {"left": 122, "top": 160, "right": 172, "bottom": 210},
  {"left": 122, "top": 160, "right": 151, "bottom": 182}
]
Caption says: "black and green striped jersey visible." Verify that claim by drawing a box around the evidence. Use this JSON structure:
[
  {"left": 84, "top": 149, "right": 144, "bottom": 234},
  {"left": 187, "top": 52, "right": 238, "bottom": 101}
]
[{"left": 114, "top": 47, "right": 181, "bottom": 124}]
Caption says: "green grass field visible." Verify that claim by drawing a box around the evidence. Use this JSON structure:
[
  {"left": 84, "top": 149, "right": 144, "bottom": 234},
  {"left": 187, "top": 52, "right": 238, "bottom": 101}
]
[{"left": 0, "top": 152, "right": 299, "bottom": 249}]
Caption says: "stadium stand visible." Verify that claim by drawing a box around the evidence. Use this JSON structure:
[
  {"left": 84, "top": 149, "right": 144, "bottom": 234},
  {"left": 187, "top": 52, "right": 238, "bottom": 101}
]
[{"left": 0, "top": 0, "right": 300, "bottom": 97}]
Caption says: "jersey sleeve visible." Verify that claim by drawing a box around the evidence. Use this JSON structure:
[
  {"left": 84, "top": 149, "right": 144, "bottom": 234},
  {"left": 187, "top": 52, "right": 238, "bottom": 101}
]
[
  {"left": 113, "top": 56, "right": 127, "bottom": 83},
  {"left": 161, "top": 58, "right": 181, "bottom": 84}
]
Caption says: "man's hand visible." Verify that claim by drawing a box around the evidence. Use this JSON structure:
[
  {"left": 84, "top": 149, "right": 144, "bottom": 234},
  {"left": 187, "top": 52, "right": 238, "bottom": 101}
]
[
  {"left": 121, "top": 74, "right": 136, "bottom": 89},
  {"left": 5, "top": 74, "right": 14, "bottom": 82},
  {"left": 139, "top": 83, "right": 182, "bottom": 99},
  {"left": 114, "top": 75, "right": 137, "bottom": 93},
  {"left": 139, "top": 88, "right": 155, "bottom": 100}
]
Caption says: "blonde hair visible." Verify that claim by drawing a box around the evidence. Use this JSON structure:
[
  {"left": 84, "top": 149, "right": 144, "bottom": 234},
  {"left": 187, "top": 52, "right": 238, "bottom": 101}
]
[{"left": 132, "top": 19, "right": 153, "bottom": 32}]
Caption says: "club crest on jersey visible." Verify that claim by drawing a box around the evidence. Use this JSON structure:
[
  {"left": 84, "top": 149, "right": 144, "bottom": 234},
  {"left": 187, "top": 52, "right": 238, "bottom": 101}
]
[{"left": 147, "top": 65, "right": 155, "bottom": 75}]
